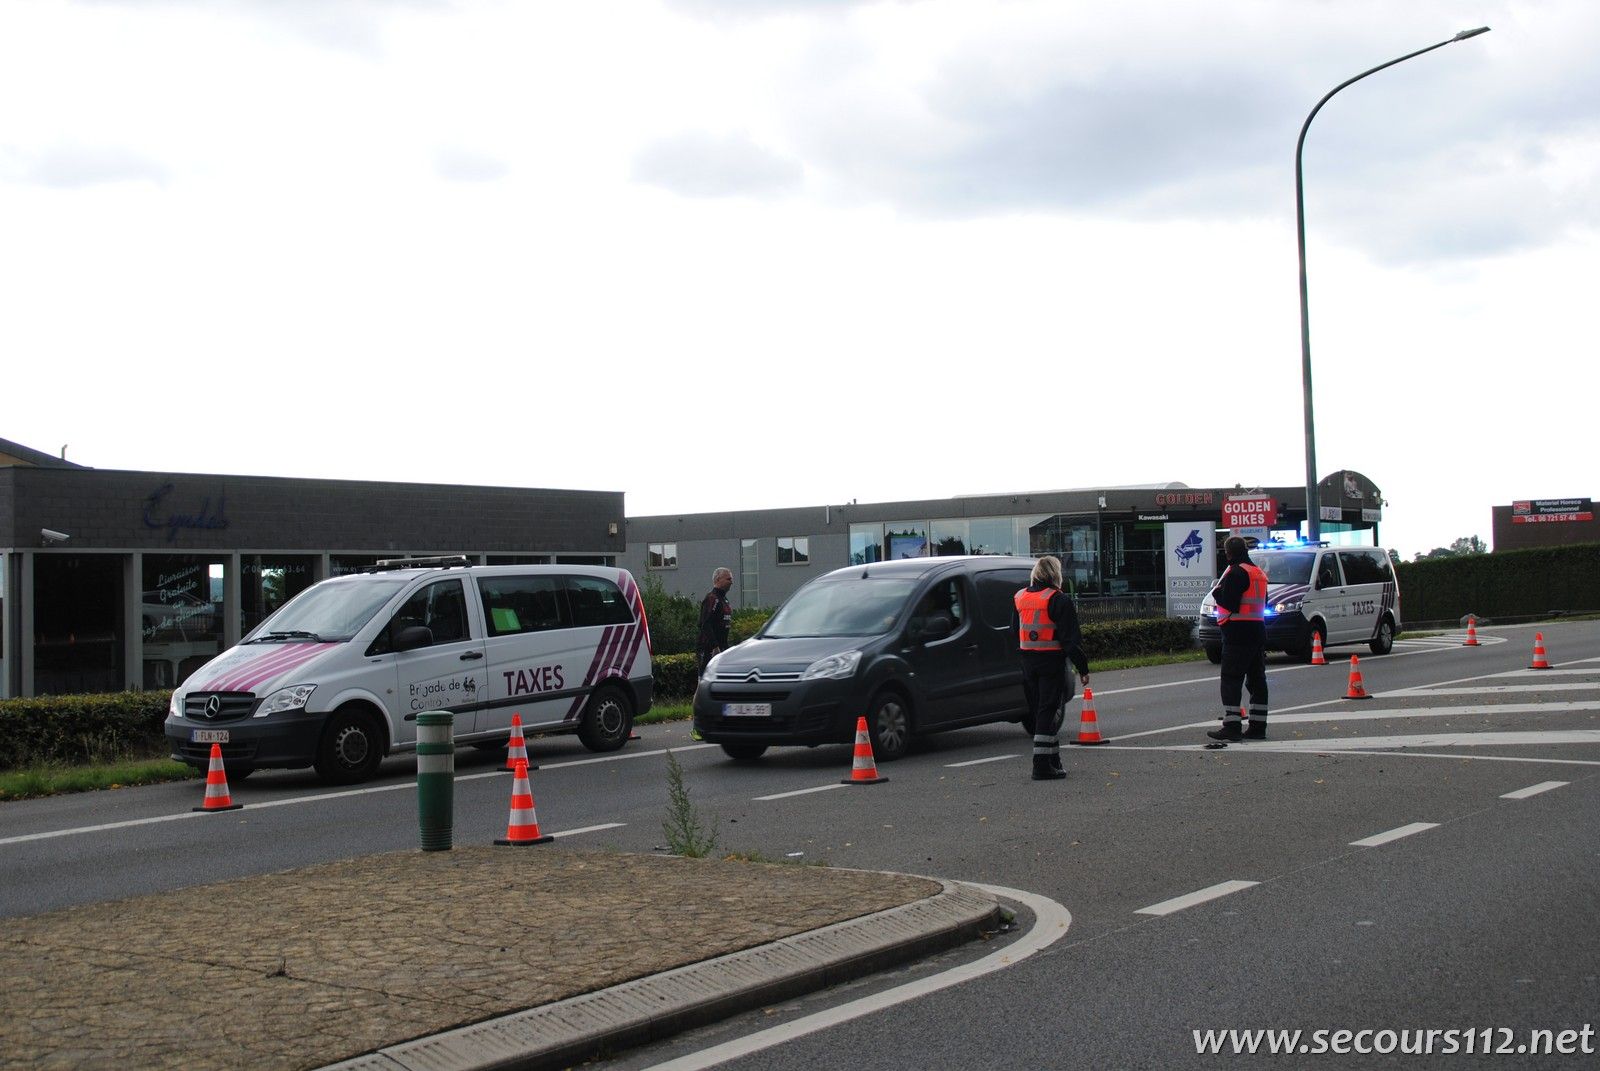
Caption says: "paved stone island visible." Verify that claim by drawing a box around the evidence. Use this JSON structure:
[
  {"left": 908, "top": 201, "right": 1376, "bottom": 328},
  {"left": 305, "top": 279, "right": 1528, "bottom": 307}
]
[{"left": 0, "top": 848, "right": 997, "bottom": 1071}]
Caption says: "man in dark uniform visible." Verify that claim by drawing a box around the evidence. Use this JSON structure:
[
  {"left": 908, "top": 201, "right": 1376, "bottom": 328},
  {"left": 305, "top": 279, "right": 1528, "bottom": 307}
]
[
  {"left": 1208, "top": 536, "right": 1269, "bottom": 742},
  {"left": 1013, "top": 555, "right": 1091, "bottom": 781},
  {"left": 690, "top": 567, "right": 735, "bottom": 743}
]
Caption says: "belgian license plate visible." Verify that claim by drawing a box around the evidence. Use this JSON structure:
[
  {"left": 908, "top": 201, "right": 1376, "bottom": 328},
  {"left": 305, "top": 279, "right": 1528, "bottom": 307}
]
[
  {"left": 191, "top": 729, "right": 229, "bottom": 744},
  {"left": 722, "top": 703, "right": 772, "bottom": 718}
]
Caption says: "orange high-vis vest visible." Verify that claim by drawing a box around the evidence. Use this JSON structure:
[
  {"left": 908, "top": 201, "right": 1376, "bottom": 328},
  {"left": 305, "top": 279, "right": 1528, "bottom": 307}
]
[
  {"left": 1015, "top": 588, "right": 1061, "bottom": 651},
  {"left": 1216, "top": 563, "right": 1268, "bottom": 625}
]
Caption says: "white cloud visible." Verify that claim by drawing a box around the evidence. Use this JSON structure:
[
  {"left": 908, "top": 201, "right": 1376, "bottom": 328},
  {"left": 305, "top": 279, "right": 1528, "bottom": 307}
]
[{"left": 0, "top": 0, "right": 1595, "bottom": 561}]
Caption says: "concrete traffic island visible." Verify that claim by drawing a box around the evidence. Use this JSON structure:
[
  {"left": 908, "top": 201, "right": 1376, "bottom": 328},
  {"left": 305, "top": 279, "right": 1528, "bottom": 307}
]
[{"left": 0, "top": 848, "right": 999, "bottom": 1071}]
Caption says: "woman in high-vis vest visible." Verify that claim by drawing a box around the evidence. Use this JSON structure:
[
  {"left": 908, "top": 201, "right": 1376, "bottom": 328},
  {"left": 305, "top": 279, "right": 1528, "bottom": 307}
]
[
  {"left": 1209, "top": 536, "right": 1270, "bottom": 742},
  {"left": 1012, "top": 555, "right": 1091, "bottom": 781}
]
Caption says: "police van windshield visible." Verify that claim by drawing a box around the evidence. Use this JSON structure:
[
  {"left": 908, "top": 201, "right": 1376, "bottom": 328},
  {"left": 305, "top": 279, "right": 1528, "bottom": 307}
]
[
  {"left": 764, "top": 578, "right": 918, "bottom": 638},
  {"left": 246, "top": 577, "right": 410, "bottom": 643},
  {"left": 1254, "top": 552, "right": 1315, "bottom": 586}
]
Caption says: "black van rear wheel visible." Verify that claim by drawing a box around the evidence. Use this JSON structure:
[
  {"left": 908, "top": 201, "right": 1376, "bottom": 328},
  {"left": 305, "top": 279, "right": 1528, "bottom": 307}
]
[{"left": 866, "top": 690, "right": 912, "bottom": 761}]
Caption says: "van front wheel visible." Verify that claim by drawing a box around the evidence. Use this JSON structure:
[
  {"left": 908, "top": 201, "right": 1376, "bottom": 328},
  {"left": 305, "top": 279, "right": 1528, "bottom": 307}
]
[
  {"left": 578, "top": 685, "right": 633, "bottom": 752},
  {"left": 866, "top": 691, "right": 912, "bottom": 762},
  {"left": 314, "top": 707, "right": 385, "bottom": 785}
]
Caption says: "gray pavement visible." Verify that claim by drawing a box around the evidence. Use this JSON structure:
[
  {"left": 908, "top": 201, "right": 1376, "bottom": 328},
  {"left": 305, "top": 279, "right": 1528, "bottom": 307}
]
[{"left": 0, "top": 846, "right": 1000, "bottom": 1071}]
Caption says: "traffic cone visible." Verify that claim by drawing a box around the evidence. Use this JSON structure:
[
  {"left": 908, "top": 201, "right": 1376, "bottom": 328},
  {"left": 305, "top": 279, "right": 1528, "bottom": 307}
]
[
  {"left": 505, "top": 713, "right": 533, "bottom": 771},
  {"left": 1463, "top": 615, "right": 1480, "bottom": 647},
  {"left": 1310, "top": 631, "right": 1327, "bottom": 665},
  {"left": 840, "top": 716, "right": 888, "bottom": 785},
  {"left": 1069, "top": 688, "right": 1107, "bottom": 745},
  {"left": 495, "top": 759, "right": 553, "bottom": 845},
  {"left": 192, "top": 743, "right": 242, "bottom": 812},
  {"left": 1530, "top": 632, "right": 1552, "bottom": 670},
  {"left": 1342, "top": 655, "right": 1371, "bottom": 700}
]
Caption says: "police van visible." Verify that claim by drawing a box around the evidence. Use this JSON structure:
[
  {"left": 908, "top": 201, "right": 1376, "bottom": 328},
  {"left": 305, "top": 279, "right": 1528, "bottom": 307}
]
[
  {"left": 164, "top": 557, "right": 653, "bottom": 784},
  {"left": 1197, "top": 543, "right": 1402, "bottom": 664}
]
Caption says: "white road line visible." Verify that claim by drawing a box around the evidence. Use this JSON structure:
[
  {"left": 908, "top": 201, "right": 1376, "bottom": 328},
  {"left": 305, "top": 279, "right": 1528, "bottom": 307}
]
[
  {"left": 1135, "top": 879, "right": 1260, "bottom": 917},
  {"left": 1378, "top": 683, "right": 1600, "bottom": 696},
  {"left": 1351, "top": 822, "right": 1438, "bottom": 848},
  {"left": 550, "top": 822, "right": 626, "bottom": 838},
  {"left": 1221, "top": 730, "right": 1600, "bottom": 750},
  {"left": 0, "top": 745, "right": 705, "bottom": 848},
  {"left": 1495, "top": 668, "right": 1600, "bottom": 676},
  {"left": 753, "top": 783, "right": 850, "bottom": 801},
  {"left": 1110, "top": 700, "right": 1600, "bottom": 744},
  {"left": 945, "top": 755, "right": 1020, "bottom": 768},
  {"left": 1092, "top": 744, "right": 1600, "bottom": 768},
  {"left": 636, "top": 881, "right": 1072, "bottom": 1071},
  {"left": 1501, "top": 781, "right": 1569, "bottom": 800}
]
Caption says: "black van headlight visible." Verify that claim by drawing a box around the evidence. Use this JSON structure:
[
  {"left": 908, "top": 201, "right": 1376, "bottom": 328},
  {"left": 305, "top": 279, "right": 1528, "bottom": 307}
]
[{"left": 801, "top": 651, "right": 861, "bottom": 681}]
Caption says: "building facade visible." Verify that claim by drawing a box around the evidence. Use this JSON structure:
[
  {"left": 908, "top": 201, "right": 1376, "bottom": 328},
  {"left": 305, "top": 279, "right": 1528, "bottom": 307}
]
[
  {"left": 0, "top": 438, "right": 623, "bottom": 698},
  {"left": 624, "top": 471, "right": 1385, "bottom": 614}
]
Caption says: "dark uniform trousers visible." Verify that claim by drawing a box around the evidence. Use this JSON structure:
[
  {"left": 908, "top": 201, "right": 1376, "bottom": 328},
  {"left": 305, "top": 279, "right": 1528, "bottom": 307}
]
[
  {"left": 1021, "top": 654, "right": 1072, "bottom": 759},
  {"left": 1220, "top": 620, "right": 1269, "bottom": 727}
]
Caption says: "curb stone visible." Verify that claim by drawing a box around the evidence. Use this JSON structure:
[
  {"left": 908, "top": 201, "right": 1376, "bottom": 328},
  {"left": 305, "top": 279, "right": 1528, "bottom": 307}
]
[{"left": 319, "top": 879, "right": 999, "bottom": 1071}]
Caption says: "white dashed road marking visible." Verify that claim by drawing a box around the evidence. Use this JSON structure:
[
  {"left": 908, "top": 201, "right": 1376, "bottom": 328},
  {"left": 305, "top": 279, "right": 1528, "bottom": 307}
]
[
  {"left": 1135, "top": 880, "right": 1260, "bottom": 916},
  {"left": 1351, "top": 822, "right": 1439, "bottom": 848},
  {"left": 753, "top": 784, "right": 850, "bottom": 801},
  {"left": 1500, "top": 781, "right": 1570, "bottom": 800},
  {"left": 945, "top": 755, "right": 1020, "bottom": 768}
]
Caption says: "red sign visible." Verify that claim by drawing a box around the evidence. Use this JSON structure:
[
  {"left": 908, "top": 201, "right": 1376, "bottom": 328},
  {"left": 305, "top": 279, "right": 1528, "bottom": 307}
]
[
  {"left": 1223, "top": 496, "right": 1278, "bottom": 527},
  {"left": 1511, "top": 498, "right": 1593, "bottom": 524}
]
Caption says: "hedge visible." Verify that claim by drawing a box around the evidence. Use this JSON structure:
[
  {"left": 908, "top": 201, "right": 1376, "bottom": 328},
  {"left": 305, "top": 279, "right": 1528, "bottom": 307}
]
[
  {"left": 1394, "top": 543, "right": 1600, "bottom": 625},
  {"left": 0, "top": 691, "right": 172, "bottom": 769}
]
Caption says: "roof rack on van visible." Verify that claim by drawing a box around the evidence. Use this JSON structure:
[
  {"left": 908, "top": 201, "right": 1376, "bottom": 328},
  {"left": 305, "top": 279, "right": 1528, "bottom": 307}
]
[{"left": 367, "top": 555, "right": 472, "bottom": 572}]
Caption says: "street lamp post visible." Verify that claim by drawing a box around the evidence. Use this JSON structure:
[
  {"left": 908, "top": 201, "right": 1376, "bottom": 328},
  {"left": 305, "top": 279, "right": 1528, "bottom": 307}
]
[{"left": 1297, "top": 27, "right": 1489, "bottom": 541}]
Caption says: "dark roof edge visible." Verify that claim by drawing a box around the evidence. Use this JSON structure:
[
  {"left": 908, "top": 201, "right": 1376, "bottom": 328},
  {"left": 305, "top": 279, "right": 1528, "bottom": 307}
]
[{"left": 0, "top": 436, "right": 85, "bottom": 469}]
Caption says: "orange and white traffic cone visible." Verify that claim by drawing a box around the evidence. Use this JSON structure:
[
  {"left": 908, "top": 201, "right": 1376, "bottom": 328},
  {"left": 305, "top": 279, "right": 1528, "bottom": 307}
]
[
  {"left": 495, "top": 759, "right": 553, "bottom": 845},
  {"left": 192, "top": 743, "right": 242, "bottom": 812},
  {"left": 1310, "top": 631, "right": 1327, "bottom": 665},
  {"left": 1342, "top": 655, "right": 1371, "bottom": 700},
  {"left": 1530, "top": 632, "right": 1552, "bottom": 670},
  {"left": 840, "top": 716, "right": 888, "bottom": 785},
  {"left": 1069, "top": 688, "right": 1107, "bottom": 745},
  {"left": 505, "top": 713, "right": 533, "bottom": 771},
  {"left": 1463, "top": 615, "right": 1481, "bottom": 647}
]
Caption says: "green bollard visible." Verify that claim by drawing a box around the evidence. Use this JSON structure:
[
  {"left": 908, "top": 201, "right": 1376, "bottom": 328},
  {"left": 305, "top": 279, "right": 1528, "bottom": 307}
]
[{"left": 416, "top": 710, "right": 455, "bottom": 852}]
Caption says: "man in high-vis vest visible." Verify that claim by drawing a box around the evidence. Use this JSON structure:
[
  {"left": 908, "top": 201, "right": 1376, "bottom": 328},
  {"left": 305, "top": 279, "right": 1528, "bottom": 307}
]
[
  {"left": 1209, "top": 535, "right": 1269, "bottom": 742},
  {"left": 1012, "top": 555, "right": 1091, "bottom": 781}
]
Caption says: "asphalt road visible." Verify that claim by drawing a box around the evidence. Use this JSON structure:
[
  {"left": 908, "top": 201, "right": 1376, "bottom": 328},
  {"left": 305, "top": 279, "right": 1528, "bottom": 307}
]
[{"left": 4, "top": 618, "right": 1597, "bottom": 1069}]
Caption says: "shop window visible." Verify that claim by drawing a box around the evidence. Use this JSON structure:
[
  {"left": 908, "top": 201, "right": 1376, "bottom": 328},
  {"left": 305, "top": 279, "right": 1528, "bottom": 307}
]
[
  {"left": 777, "top": 537, "right": 809, "bottom": 566},
  {"left": 241, "top": 555, "right": 318, "bottom": 634},
  {"left": 648, "top": 543, "right": 678, "bottom": 569},
  {"left": 849, "top": 525, "right": 883, "bottom": 566},
  {"left": 34, "top": 555, "right": 126, "bottom": 696},
  {"left": 141, "top": 555, "right": 225, "bottom": 690},
  {"left": 884, "top": 522, "right": 929, "bottom": 560},
  {"left": 931, "top": 519, "right": 969, "bottom": 555},
  {"left": 740, "top": 539, "right": 759, "bottom": 607}
]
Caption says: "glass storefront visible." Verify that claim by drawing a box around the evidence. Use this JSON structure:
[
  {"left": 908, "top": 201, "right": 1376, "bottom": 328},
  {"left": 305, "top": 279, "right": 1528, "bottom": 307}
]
[
  {"left": 241, "top": 555, "right": 319, "bottom": 634},
  {"left": 141, "top": 555, "right": 226, "bottom": 690},
  {"left": 34, "top": 555, "right": 125, "bottom": 696},
  {"left": 0, "top": 555, "right": 7, "bottom": 698}
]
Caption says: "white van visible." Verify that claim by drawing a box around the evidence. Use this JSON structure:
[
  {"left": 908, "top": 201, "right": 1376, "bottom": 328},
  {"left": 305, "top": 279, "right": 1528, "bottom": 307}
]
[
  {"left": 164, "top": 557, "right": 653, "bottom": 784},
  {"left": 1197, "top": 543, "right": 1402, "bottom": 664}
]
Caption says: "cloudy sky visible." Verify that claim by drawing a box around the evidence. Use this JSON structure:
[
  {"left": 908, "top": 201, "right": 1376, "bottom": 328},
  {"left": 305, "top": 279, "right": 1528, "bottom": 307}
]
[{"left": 2, "top": 0, "right": 1594, "bottom": 559}]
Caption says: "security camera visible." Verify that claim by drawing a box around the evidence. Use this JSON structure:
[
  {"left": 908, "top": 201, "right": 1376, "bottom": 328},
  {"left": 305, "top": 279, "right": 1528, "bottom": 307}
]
[{"left": 40, "top": 528, "right": 70, "bottom": 545}]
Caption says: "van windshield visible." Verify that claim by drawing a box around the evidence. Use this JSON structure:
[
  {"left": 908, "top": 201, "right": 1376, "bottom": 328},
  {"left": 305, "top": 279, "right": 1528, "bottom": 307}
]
[
  {"left": 246, "top": 577, "right": 409, "bottom": 643},
  {"left": 1254, "top": 552, "right": 1315, "bottom": 586},
  {"left": 764, "top": 578, "right": 917, "bottom": 638}
]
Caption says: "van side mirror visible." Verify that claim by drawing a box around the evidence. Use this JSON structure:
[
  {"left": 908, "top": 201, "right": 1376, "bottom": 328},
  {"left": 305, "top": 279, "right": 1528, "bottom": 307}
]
[
  {"left": 920, "top": 614, "right": 954, "bottom": 641},
  {"left": 393, "top": 624, "right": 434, "bottom": 652}
]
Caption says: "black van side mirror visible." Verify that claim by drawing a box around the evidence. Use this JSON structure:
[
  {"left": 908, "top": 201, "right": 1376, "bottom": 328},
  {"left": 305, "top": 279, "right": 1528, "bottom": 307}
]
[{"left": 919, "top": 614, "right": 954, "bottom": 641}]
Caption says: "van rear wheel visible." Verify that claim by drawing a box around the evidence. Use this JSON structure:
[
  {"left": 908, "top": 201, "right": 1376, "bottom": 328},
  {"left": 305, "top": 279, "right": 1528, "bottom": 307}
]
[
  {"left": 1369, "top": 617, "right": 1395, "bottom": 656},
  {"left": 578, "top": 685, "right": 633, "bottom": 752}
]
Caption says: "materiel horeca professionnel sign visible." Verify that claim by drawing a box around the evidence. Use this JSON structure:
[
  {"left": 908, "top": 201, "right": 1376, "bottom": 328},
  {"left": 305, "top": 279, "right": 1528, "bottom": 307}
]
[{"left": 1164, "top": 522, "right": 1216, "bottom": 619}]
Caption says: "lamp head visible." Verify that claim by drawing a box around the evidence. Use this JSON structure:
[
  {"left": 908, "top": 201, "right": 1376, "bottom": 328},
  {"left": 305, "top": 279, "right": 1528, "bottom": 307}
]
[{"left": 1454, "top": 26, "right": 1490, "bottom": 40}]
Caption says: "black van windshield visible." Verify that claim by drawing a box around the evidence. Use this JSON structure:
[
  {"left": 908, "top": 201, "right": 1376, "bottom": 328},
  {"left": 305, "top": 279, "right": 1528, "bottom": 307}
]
[
  {"left": 764, "top": 578, "right": 917, "bottom": 638},
  {"left": 246, "top": 577, "right": 409, "bottom": 643}
]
